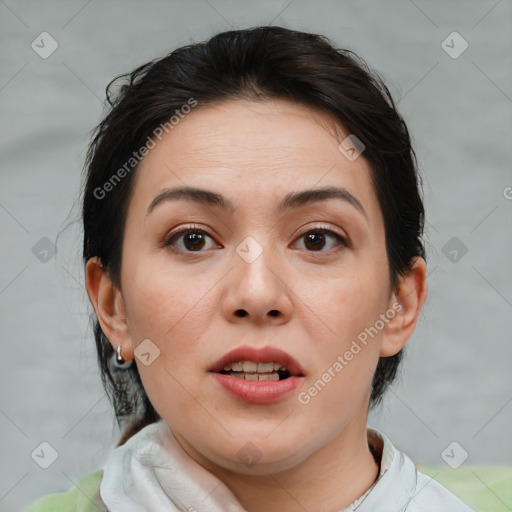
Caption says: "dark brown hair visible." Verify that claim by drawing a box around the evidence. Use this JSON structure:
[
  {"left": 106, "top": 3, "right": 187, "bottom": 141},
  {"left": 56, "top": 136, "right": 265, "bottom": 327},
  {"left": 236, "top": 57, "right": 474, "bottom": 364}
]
[{"left": 82, "top": 25, "right": 426, "bottom": 444}]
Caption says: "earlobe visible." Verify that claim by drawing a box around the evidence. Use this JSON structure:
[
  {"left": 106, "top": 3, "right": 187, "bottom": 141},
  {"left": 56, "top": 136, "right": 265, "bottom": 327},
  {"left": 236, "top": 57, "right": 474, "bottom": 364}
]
[
  {"left": 380, "top": 256, "right": 428, "bottom": 357},
  {"left": 85, "top": 257, "right": 134, "bottom": 361}
]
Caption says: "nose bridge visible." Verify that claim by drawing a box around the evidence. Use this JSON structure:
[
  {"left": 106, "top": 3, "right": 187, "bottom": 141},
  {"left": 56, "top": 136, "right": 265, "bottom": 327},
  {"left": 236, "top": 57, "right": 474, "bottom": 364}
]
[
  {"left": 234, "top": 232, "right": 281, "bottom": 291},
  {"left": 223, "top": 231, "right": 291, "bottom": 322},
  {"left": 235, "top": 233, "right": 267, "bottom": 267}
]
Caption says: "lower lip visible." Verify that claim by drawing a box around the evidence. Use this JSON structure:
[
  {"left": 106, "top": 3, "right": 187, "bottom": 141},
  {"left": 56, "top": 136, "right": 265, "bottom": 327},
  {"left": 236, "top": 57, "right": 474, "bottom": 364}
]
[{"left": 210, "top": 373, "right": 304, "bottom": 404}]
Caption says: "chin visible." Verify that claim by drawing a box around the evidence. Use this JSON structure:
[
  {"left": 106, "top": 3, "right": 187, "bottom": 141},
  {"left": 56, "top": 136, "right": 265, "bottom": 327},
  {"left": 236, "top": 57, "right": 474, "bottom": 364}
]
[{"left": 208, "top": 437, "right": 310, "bottom": 476}]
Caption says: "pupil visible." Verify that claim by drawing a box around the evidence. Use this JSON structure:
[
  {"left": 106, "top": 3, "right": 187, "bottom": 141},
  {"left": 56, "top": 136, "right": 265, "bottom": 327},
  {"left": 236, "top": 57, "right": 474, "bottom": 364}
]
[
  {"left": 184, "top": 232, "right": 205, "bottom": 251},
  {"left": 305, "top": 233, "right": 325, "bottom": 251}
]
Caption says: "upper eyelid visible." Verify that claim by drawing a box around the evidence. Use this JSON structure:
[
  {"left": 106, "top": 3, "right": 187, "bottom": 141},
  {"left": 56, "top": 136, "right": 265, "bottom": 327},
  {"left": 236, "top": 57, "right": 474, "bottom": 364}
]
[
  {"left": 167, "top": 222, "right": 344, "bottom": 237},
  {"left": 294, "top": 222, "right": 345, "bottom": 238}
]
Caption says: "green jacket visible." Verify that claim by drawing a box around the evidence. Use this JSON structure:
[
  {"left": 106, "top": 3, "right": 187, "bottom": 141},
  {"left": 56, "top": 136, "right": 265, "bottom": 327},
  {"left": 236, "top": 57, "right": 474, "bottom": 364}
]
[
  {"left": 24, "top": 470, "right": 106, "bottom": 512},
  {"left": 24, "top": 466, "right": 512, "bottom": 512}
]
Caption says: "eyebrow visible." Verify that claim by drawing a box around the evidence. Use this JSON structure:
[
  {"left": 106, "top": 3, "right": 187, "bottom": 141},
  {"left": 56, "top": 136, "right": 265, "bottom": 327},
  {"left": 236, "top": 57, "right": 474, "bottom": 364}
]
[{"left": 146, "top": 185, "right": 367, "bottom": 219}]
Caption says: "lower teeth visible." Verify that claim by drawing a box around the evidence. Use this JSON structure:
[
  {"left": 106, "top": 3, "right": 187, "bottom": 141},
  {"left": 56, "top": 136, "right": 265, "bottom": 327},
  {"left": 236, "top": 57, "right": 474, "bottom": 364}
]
[{"left": 227, "top": 371, "right": 280, "bottom": 381}]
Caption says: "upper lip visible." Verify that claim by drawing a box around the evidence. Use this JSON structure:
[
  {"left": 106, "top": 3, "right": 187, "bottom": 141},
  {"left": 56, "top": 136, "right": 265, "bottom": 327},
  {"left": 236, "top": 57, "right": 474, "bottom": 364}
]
[{"left": 208, "top": 345, "right": 306, "bottom": 376}]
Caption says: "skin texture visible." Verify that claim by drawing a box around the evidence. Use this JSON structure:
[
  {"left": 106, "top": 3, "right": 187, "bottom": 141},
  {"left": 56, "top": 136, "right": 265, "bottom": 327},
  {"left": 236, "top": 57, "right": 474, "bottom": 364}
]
[{"left": 86, "top": 98, "right": 427, "bottom": 511}]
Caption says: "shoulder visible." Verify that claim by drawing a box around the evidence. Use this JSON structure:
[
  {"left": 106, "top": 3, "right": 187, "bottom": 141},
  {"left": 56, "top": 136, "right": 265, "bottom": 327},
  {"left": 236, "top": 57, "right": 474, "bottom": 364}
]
[
  {"left": 409, "top": 466, "right": 476, "bottom": 511},
  {"left": 385, "top": 448, "right": 476, "bottom": 511},
  {"left": 24, "top": 469, "right": 107, "bottom": 512},
  {"left": 364, "top": 428, "right": 476, "bottom": 511},
  {"left": 418, "top": 464, "right": 512, "bottom": 512}
]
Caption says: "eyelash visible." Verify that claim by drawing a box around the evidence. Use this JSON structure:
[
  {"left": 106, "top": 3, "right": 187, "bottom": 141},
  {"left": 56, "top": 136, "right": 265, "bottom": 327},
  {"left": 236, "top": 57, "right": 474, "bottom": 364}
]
[{"left": 162, "top": 223, "right": 349, "bottom": 254}]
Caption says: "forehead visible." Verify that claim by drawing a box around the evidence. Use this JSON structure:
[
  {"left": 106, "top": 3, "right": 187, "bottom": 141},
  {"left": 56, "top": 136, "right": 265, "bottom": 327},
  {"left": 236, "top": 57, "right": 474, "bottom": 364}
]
[{"left": 131, "top": 99, "right": 380, "bottom": 221}]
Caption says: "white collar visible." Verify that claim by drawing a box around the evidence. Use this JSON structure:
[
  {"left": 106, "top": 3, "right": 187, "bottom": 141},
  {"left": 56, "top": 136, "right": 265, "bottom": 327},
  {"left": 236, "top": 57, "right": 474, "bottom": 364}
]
[
  {"left": 100, "top": 419, "right": 244, "bottom": 512},
  {"left": 341, "top": 427, "right": 394, "bottom": 511},
  {"left": 99, "top": 419, "right": 472, "bottom": 512}
]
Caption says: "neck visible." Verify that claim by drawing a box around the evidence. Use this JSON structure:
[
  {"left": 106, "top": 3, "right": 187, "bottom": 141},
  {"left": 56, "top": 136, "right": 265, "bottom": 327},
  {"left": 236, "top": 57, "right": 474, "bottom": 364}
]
[{"left": 173, "top": 412, "right": 379, "bottom": 512}]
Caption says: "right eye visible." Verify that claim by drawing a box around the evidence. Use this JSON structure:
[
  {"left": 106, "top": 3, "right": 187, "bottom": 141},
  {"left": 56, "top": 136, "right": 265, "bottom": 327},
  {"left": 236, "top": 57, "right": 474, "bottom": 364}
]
[{"left": 163, "top": 226, "right": 221, "bottom": 253}]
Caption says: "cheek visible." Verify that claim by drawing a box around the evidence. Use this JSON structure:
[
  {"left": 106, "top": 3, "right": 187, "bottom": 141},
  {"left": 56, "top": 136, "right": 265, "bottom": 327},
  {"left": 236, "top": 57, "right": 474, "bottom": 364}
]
[
  {"left": 305, "top": 265, "right": 388, "bottom": 344},
  {"left": 298, "top": 277, "right": 382, "bottom": 415},
  {"left": 123, "top": 251, "right": 216, "bottom": 341},
  {"left": 124, "top": 272, "right": 210, "bottom": 420},
  {"left": 122, "top": 258, "right": 219, "bottom": 396},
  {"left": 297, "top": 261, "right": 387, "bottom": 399}
]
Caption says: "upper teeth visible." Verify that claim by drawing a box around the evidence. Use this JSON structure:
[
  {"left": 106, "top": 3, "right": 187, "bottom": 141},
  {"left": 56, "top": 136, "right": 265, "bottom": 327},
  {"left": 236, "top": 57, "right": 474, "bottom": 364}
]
[{"left": 223, "top": 361, "right": 287, "bottom": 372}]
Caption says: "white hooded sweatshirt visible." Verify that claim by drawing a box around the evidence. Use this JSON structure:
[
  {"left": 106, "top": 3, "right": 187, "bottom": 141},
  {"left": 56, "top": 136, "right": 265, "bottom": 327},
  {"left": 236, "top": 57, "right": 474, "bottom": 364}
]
[{"left": 100, "top": 420, "right": 475, "bottom": 512}]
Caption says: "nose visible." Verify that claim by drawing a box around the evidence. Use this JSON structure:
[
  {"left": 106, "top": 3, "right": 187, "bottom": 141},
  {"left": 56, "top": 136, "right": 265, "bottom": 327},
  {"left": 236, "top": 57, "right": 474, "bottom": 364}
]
[{"left": 221, "top": 239, "right": 293, "bottom": 326}]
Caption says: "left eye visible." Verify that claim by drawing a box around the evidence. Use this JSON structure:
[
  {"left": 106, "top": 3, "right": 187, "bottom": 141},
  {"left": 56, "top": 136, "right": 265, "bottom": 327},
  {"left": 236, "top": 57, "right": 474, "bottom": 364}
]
[{"left": 294, "top": 228, "right": 347, "bottom": 252}]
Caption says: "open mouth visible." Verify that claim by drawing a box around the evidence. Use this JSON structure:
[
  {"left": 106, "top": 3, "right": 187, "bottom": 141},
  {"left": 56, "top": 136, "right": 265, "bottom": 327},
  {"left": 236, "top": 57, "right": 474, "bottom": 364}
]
[
  {"left": 217, "top": 361, "right": 293, "bottom": 381},
  {"left": 209, "top": 348, "right": 306, "bottom": 404}
]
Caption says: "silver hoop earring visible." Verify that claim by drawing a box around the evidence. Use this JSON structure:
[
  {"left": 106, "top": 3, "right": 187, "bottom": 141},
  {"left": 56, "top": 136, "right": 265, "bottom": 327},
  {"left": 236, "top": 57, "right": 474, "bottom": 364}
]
[{"left": 113, "top": 345, "right": 133, "bottom": 369}]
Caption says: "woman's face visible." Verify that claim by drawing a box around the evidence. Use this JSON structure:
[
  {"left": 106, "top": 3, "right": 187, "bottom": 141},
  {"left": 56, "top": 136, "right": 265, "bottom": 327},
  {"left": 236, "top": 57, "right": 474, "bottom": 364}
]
[{"left": 111, "top": 99, "right": 402, "bottom": 474}]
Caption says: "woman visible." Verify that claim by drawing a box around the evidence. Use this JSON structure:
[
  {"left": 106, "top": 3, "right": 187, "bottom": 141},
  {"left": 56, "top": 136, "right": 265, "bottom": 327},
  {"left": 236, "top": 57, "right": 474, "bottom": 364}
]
[{"left": 25, "top": 25, "right": 475, "bottom": 511}]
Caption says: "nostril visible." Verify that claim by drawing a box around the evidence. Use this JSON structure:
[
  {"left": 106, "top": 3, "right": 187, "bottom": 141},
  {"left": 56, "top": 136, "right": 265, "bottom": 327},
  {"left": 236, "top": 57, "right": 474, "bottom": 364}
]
[{"left": 234, "top": 310, "right": 280, "bottom": 318}]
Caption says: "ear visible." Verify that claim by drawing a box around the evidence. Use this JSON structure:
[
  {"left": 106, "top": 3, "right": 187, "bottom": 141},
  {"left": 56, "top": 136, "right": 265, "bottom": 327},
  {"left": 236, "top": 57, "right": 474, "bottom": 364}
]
[
  {"left": 85, "top": 257, "right": 134, "bottom": 361},
  {"left": 380, "top": 256, "right": 428, "bottom": 357}
]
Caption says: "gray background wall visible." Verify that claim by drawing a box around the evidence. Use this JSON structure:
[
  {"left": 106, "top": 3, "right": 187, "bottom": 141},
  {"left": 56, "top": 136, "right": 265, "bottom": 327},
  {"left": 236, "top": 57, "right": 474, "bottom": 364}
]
[{"left": 1, "top": 1, "right": 511, "bottom": 510}]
